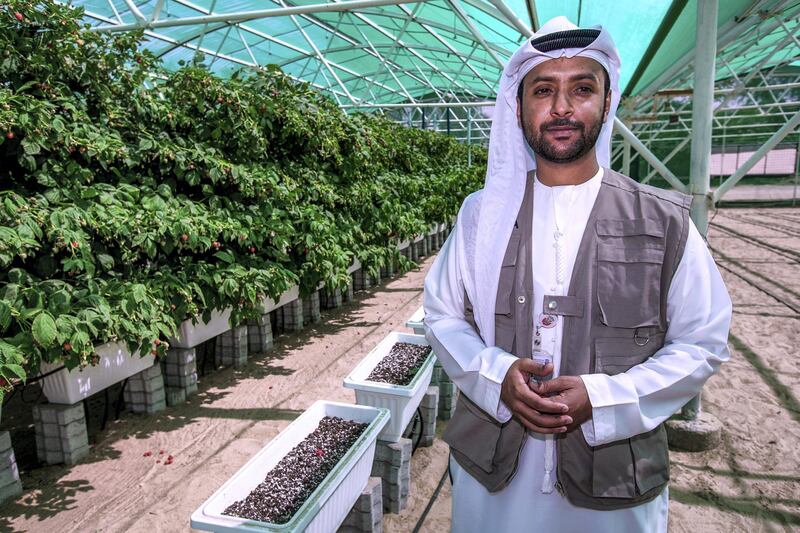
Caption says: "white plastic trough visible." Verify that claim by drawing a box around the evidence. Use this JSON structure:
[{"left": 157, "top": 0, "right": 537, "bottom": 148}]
[
  {"left": 343, "top": 332, "right": 435, "bottom": 443},
  {"left": 40, "top": 341, "right": 155, "bottom": 405},
  {"left": 405, "top": 306, "right": 425, "bottom": 336},
  {"left": 258, "top": 285, "right": 300, "bottom": 315},
  {"left": 346, "top": 259, "right": 361, "bottom": 274},
  {"left": 168, "top": 307, "right": 233, "bottom": 348},
  {"left": 191, "top": 400, "right": 389, "bottom": 533}
]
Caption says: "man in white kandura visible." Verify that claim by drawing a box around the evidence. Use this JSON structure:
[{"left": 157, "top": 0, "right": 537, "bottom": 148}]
[{"left": 423, "top": 16, "right": 732, "bottom": 533}]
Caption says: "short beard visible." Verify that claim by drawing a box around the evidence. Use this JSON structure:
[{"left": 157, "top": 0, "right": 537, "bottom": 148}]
[{"left": 523, "top": 114, "right": 603, "bottom": 163}]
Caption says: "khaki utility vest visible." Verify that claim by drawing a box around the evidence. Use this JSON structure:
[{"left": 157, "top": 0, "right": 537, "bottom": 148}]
[{"left": 442, "top": 168, "right": 691, "bottom": 510}]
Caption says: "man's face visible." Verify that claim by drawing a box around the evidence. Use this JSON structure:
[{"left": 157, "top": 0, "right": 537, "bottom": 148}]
[{"left": 517, "top": 56, "right": 611, "bottom": 164}]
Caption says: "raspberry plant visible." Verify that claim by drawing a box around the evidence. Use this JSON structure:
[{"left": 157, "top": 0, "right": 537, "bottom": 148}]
[{"left": 0, "top": 1, "right": 487, "bottom": 400}]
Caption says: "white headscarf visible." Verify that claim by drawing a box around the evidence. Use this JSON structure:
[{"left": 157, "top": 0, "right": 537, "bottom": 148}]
[{"left": 464, "top": 16, "right": 622, "bottom": 346}]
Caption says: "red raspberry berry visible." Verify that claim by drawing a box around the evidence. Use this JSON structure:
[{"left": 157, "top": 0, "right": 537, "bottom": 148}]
[{"left": 14, "top": 12, "right": 23, "bottom": 22}]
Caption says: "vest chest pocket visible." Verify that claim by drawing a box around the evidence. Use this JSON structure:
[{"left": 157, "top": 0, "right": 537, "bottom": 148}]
[{"left": 596, "top": 245, "right": 664, "bottom": 329}]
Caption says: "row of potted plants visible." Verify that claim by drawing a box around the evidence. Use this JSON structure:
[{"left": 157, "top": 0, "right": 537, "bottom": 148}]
[
  {"left": 192, "top": 324, "right": 437, "bottom": 531},
  {"left": 0, "top": 1, "right": 486, "bottom": 398}
]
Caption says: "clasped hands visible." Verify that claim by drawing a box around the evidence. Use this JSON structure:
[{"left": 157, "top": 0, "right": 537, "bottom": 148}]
[{"left": 500, "top": 358, "right": 592, "bottom": 434}]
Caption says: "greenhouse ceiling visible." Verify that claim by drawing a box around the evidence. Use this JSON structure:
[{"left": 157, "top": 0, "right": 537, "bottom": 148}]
[
  {"left": 68, "top": 0, "right": 799, "bottom": 151},
  {"left": 69, "top": 0, "right": 798, "bottom": 100}
]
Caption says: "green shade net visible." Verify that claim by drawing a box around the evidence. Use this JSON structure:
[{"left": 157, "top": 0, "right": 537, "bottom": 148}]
[{"left": 72, "top": 0, "right": 798, "bottom": 105}]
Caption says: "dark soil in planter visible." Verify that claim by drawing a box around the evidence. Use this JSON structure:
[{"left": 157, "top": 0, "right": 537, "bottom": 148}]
[
  {"left": 367, "top": 342, "right": 431, "bottom": 386},
  {"left": 223, "top": 416, "right": 368, "bottom": 524}
]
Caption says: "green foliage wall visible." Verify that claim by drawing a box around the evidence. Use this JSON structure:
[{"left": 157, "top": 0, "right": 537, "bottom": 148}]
[{"left": 0, "top": 1, "right": 487, "bottom": 395}]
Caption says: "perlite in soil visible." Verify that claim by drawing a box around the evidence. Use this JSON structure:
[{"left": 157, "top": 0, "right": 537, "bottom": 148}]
[
  {"left": 366, "top": 342, "right": 432, "bottom": 386},
  {"left": 222, "top": 416, "right": 367, "bottom": 524}
]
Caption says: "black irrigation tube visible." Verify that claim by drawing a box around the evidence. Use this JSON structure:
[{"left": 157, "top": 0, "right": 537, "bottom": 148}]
[
  {"left": 712, "top": 245, "right": 800, "bottom": 303},
  {"left": 411, "top": 462, "right": 450, "bottom": 533},
  {"left": 723, "top": 213, "right": 800, "bottom": 239},
  {"left": 710, "top": 222, "right": 800, "bottom": 263},
  {"left": 759, "top": 211, "right": 800, "bottom": 225},
  {"left": 711, "top": 248, "right": 800, "bottom": 317}
]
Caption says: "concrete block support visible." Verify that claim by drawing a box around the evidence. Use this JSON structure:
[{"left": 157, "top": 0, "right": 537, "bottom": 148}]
[
  {"left": 163, "top": 347, "right": 198, "bottom": 400},
  {"left": 124, "top": 364, "right": 167, "bottom": 414},
  {"left": 215, "top": 325, "right": 248, "bottom": 369},
  {"left": 302, "top": 292, "right": 322, "bottom": 326},
  {"left": 338, "top": 476, "right": 383, "bottom": 533},
  {"left": 352, "top": 269, "right": 374, "bottom": 291},
  {"left": 282, "top": 299, "right": 304, "bottom": 333},
  {"left": 380, "top": 259, "right": 395, "bottom": 279},
  {"left": 0, "top": 431, "right": 22, "bottom": 503},
  {"left": 321, "top": 288, "right": 343, "bottom": 309},
  {"left": 438, "top": 381, "right": 457, "bottom": 421},
  {"left": 666, "top": 412, "right": 723, "bottom": 451},
  {"left": 410, "top": 242, "right": 420, "bottom": 263},
  {"left": 343, "top": 283, "right": 355, "bottom": 303},
  {"left": 32, "top": 402, "right": 90, "bottom": 465},
  {"left": 405, "top": 386, "right": 439, "bottom": 448},
  {"left": 371, "top": 438, "right": 411, "bottom": 514},
  {"left": 247, "top": 313, "right": 274, "bottom": 355}
]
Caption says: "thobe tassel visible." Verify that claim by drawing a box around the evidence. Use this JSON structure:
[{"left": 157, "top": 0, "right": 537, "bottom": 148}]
[
  {"left": 541, "top": 436, "right": 555, "bottom": 493},
  {"left": 541, "top": 471, "right": 553, "bottom": 493}
]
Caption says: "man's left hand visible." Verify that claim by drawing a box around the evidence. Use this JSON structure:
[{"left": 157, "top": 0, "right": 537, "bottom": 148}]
[{"left": 531, "top": 376, "right": 592, "bottom": 432}]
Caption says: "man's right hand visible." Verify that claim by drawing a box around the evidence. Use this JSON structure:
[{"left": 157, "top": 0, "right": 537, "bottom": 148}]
[{"left": 500, "top": 358, "right": 571, "bottom": 434}]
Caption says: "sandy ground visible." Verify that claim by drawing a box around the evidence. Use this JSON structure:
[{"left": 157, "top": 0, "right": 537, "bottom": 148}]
[{"left": 1, "top": 207, "right": 799, "bottom": 532}]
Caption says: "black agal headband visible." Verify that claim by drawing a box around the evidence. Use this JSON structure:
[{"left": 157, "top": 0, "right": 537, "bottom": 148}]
[{"left": 530, "top": 29, "right": 601, "bottom": 52}]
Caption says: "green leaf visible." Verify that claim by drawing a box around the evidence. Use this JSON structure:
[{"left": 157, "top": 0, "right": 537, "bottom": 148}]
[
  {"left": 214, "top": 251, "right": 234, "bottom": 264},
  {"left": 96, "top": 254, "right": 114, "bottom": 270},
  {"left": 2, "top": 364, "right": 26, "bottom": 380},
  {"left": 22, "top": 139, "right": 41, "bottom": 155},
  {"left": 132, "top": 284, "right": 147, "bottom": 303},
  {"left": 32, "top": 312, "right": 58, "bottom": 347},
  {"left": 0, "top": 301, "right": 11, "bottom": 332}
]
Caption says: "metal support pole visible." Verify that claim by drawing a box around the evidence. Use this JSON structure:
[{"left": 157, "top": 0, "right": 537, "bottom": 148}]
[
  {"left": 794, "top": 137, "right": 799, "bottom": 207},
  {"left": 688, "top": 0, "right": 717, "bottom": 239},
  {"left": 467, "top": 109, "right": 473, "bottom": 167},
  {"left": 422, "top": 108, "right": 426, "bottom": 130},
  {"left": 682, "top": 0, "right": 718, "bottom": 421},
  {"left": 614, "top": 118, "right": 687, "bottom": 192},
  {"left": 622, "top": 140, "right": 631, "bottom": 176},
  {"left": 447, "top": 108, "right": 451, "bottom": 136},
  {"left": 713, "top": 110, "right": 800, "bottom": 203}
]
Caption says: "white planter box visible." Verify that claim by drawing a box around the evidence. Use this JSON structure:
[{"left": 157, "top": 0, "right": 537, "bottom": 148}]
[
  {"left": 258, "top": 285, "right": 300, "bottom": 315},
  {"left": 412, "top": 234, "right": 425, "bottom": 243},
  {"left": 191, "top": 401, "right": 389, "bottom": 533},
  {"left": 397, "top": 239, "right": 410, "bottom": 251},
  {"left": 169, "top": 307, "right": 233, "bottom": 348},
  {"left": 404, "top": 306, "right": 425, "bottom": 336},
  {"left": 427, "top": 224, "right": 438, "bottom": 236},
  {"left": 343, "top": 332, "right": 435, "bottom": 442},
  {"left": 40, "top": 341, "right": 155, "bottom": 405}
]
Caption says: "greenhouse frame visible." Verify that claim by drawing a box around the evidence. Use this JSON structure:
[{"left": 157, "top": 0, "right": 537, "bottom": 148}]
[{"left": 0, "top": 0, "right": 799, "bottom": 531}]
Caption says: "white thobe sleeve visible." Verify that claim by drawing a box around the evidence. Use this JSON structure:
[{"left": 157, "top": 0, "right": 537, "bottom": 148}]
[
  {"left": 424, "top": 220, "right": 517, "bottom": 423},
  {"left": 579, "top": 221, "right": 732, "bottom": 446}
]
